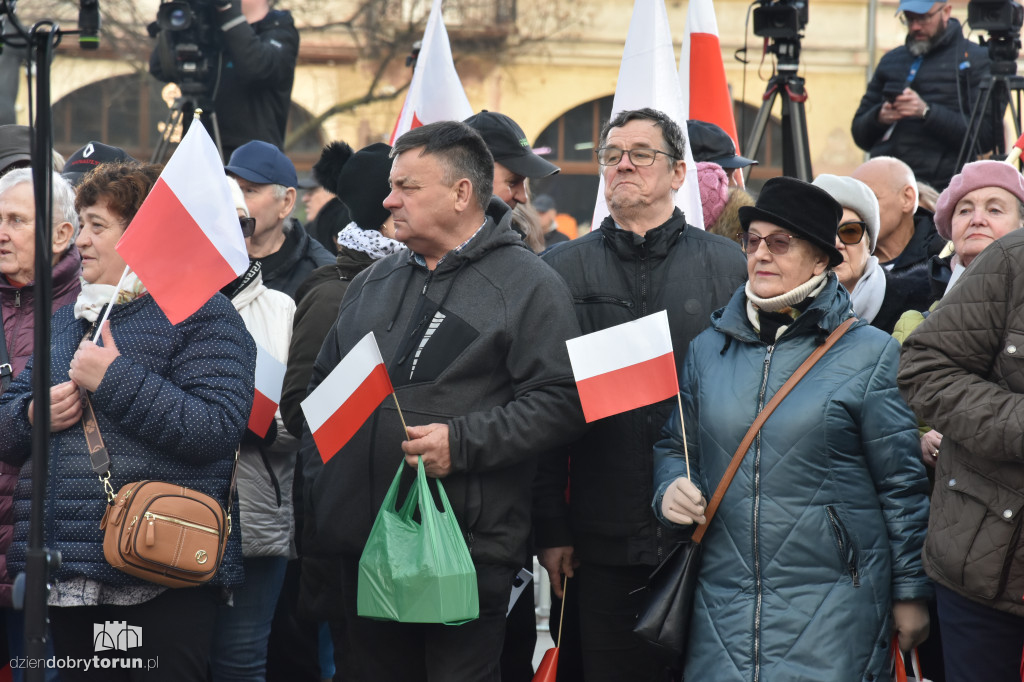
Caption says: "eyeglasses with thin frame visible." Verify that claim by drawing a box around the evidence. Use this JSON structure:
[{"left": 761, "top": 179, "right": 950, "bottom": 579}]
[
  {"left": 740, "top": 231, "right": 803, "bottom": 256},
  {"left": 239, "top": 216, "right": 256, "bottom": 238},
  {"left": 595, "top": 147, "right": 677, "bottom": 167},
  {"left": 837, "top": 220, "right": 867, "bottom": 245},
  {"left": 899, "top": 7, "right": 942, "bottom": 25}
]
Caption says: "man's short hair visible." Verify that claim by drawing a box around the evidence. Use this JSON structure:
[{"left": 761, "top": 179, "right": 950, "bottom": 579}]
[
  {"left": 392, "top": 121, "right": 494, "bottom": 211},
  {"left": 0, "top": 168, "right": 80, "bottom": 241},
  {"left": 600, "top": 108, "right": 687, "bottom": 163}
]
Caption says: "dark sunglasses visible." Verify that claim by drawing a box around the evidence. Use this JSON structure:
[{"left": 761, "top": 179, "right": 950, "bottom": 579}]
[
  {"left": 837, "top": 221, "right": 867, "bottom": 245},
  {"left": 239, "top": 216, "right": 256, "bottom": 238},
  {"left": 740, "top": 231, "right": 802, "bottom": 256}
]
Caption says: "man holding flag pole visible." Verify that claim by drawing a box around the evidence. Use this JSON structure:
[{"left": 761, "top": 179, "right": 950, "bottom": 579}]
[{"left": 299, "top": 120, "right": 582, "bottom": 680}]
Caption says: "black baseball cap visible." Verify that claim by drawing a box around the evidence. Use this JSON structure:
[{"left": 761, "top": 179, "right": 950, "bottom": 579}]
[
  {"left": 687, "top": 120, "right": 757, "bottom": 170},
  {"left": 464, "top": 111, "right": 559, "bottom": 179},
  {"left": 62, "top": 141, "right": 135, "bottom": 187},
  {"left": 0, "top": 125, "right": 31, "bottom": 176}
]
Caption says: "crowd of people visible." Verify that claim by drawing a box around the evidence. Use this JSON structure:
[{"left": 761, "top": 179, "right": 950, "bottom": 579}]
[{"left": 0, "top": 0, "right": 1023, "bottom": 679}]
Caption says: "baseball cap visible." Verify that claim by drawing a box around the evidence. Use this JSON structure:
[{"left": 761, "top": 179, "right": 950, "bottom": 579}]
[
  {"left": 687, "top": 120, "right": 757, "bottom": 170},
  {"left": 464, "top": 111, "right": 559, "bottom": 179},
  {"left": 225, "top": 140, "right": 298, "bottom": 188},
  {"left": 0, "top": 125, "right": 31, "bottom": 175},
  {"left": 896, "top": 0, "right": 945, "bottom": 15},
  {"left": 532, "top": 194, "right": 556, "bottom": 213},
  {"left": 62, "top": 141, "right": 135, "bottom": 187}
]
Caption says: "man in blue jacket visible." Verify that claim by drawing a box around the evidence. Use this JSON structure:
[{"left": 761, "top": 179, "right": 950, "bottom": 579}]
[{"left": 851, "top": 0, "right": 997, "bottom": 191}]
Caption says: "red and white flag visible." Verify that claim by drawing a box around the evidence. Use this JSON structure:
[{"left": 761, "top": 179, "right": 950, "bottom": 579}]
[
  {"left": 301, "top": 332, "right": 394, "bottom": 463},
  {"left": 388, "top": 0, "right": 473, "bottom": 144},
  {"left": 116, "top": 122, "right": 249, "bottom": 324},
  {"left": 566, "top": 311, "right": 678, "bottom": 423},
  {"left": 591, "top": 0, "right": 703, "bottom": 230},
  {"left": 248, "top": 342, "right": 286, "bottom": 438},
  {"left": 680, "top": 0, "right": 743, "bottom": 173}
]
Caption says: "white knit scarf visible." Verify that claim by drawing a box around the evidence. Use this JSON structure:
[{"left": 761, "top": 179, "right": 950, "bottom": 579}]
[
  {"left": 745, "top": 271, "right": 829, "bottom": 339},
  {"left": 848, "top": 256, "right": 886, "bottom": 324},
  {"left": 73, "top": 272, "right": 147, "bottom": 322}
]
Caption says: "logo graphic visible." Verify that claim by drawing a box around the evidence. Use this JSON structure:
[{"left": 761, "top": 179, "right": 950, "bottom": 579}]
[
  {"left": 83, "top": 142, "right": 95, "bottom": 158},
  {"left": 93, "top": 621, "right": 142, "bottom": 652},
  {"left": 196, "top": 549, "right": 208, "bottom": 564}
]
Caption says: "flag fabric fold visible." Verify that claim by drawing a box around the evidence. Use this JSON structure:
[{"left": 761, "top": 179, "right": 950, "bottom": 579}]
[
  {"left": 115, "top": 122, "right": 249, "bottom": 325},
  {"left": 302, "top": 332, "right": 394, "bottom": 463},
  {"left": 566, "top": 310, "right": 679, "bottom": 423},
  {"left": 592, "top": 0, "right": 703, "bottom": 230},
  {"left": 681, "top": 0, "right": 742, "bottom": 158},
  {"left": 248, "top": 341, "right": 286, "bottom": 438},
  {"left": 389, "top": 0, "right": 474, "bottom": 144}
]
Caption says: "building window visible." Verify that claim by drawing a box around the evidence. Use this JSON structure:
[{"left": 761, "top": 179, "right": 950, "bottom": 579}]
[{"left": 51, "top": 74, "right": 324, "bottom": 166}]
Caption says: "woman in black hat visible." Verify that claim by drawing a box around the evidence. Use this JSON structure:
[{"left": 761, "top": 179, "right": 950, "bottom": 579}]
[{"left": 651, "top": 176, "right": 932, "bottom": 680}]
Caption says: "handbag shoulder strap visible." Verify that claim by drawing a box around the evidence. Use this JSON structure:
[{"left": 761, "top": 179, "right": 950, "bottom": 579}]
[
  {"left": 692, "top": 316, "right": 857, "bottom": 544},
  {"left": 0, "top": 324, "right": 12, "bottom": 393}
]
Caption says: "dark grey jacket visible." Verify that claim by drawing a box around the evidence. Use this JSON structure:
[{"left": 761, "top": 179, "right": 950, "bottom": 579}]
[
  {"left": 535, "top": 210, "right": 746, "bottom": 567},
  {"left": 300, "top": 215, "right": 582, "bottom": 567}
]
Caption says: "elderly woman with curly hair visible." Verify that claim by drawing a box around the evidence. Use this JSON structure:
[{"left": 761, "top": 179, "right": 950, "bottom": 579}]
[{"left": 0, "top": 162, "right": 255, "bottom": 682}]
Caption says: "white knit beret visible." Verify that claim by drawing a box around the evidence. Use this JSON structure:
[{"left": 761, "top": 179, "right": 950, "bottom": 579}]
[{"left": 811, "top": 174, "right": 881, "bottom": 254}]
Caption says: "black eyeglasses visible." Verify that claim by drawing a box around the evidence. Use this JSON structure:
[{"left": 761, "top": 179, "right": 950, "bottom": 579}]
[
  {"left": 837, "top": 220, "right": 867, "bottom": 245},
  {"left": 595, "top": 147, "right": 677, "bottom": 167},
  {"left": 740, "top": 232, "right": 802, "bottom": 256},
  {"left": 899, "top": 6, "right": 942, "bottom": 25},
  {"left": 239, "top": 216, "right": 256, "bottom": 238}
]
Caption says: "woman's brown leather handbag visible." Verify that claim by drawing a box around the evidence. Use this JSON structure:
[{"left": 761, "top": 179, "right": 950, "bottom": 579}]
[{"left": 83, "top": 393, "right": 236, "bottom": 588}]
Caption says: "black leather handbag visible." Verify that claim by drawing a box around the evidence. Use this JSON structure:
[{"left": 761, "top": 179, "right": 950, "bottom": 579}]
[{"left": 633, "top": 317, "right": 857, "bottom": 666}]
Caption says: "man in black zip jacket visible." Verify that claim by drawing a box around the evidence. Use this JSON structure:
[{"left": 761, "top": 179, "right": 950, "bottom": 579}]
[
  {"left": 536, "top": 108, "right": 746, "bottom": 682},
  {"left": 300, "top": 121, "right": 582, "bottom": 680},
  {"left": 850, "top": 0, "right": 995, "bottom": 191},
  {"left": 149, "top": 0, "right": 298, "bottom": 160}
]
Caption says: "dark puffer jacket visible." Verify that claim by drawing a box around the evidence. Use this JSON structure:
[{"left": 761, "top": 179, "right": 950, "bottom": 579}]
[
  {"left": 851, "top": 18, "right": 993, "bottom": 190},
  {"left": 899, "top": 228, "right": 1024, "bottom": 617},
  {"left": 301, "top": 217, "right": 582, "bottom": 571},
  {"left": 535, "top": 210, "right": 746, "bottom": 567},
  {"left": 0, "top": 294, "right": 254, "bottom": 588},
  {"left": 656, "top": 275, "right": 931, "bottom": 681}
]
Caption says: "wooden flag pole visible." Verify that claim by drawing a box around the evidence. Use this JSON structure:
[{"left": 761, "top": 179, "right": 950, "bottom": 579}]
[
  {"left": 676, "top": 391, "right": 691, "bottom": 481},
  {"left": 556, "top": 574, "right": 568, "bottom": 649},
  {"left": 392, "top": 393, "right": 411, "bottom": 440}
]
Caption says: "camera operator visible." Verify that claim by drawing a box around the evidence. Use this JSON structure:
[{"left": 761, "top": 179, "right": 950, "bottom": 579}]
[
  {"left": 851, "top": 0, "right": 996, "bottom": 191},
  {"left": 149, "top": 0, "right": 299, "bottom": 160}
]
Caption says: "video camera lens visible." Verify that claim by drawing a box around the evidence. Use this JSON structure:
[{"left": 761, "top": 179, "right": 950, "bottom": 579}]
[{"left": 157, "top": 1, "right": 195, "bottom": 31}]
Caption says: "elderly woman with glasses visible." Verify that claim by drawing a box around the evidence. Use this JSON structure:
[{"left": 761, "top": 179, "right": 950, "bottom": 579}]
[
  {"left": 812, "top": 174, "right": 925, "bottom": 333},
  {"left": 651, "top": 176, "right": 932, "bottom": 681}
]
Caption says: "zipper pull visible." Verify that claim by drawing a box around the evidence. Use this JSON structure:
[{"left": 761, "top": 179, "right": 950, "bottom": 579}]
[
  {"left": 13, "top": 290, "right": 19, "bottom": 308},
  {"left": 145, "top": 513, "right": 155, "bottom": 546},
  {"left": 123, "top": 516, "right": 137, "bottom": 553}
]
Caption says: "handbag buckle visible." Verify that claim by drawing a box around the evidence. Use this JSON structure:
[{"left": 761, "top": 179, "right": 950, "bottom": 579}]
[{"left": 100, "top": 471, "right": 115, "bottom": 503}]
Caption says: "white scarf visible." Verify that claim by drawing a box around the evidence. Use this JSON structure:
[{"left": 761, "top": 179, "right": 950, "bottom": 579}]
[
  {"left": 73, "top": 272, "right": 147, "bottom": 322},
  {"left": 336, "top": 223, "right": 406, "bottom": 260},
  {"left": 848, "top": 256, "right": 886, "bottom": 324},
  {"left": 745, "top": 271, "right": 829, "bottom": 339}
]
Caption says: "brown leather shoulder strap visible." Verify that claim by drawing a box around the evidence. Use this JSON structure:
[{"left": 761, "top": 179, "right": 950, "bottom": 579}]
[{"left": 691, "top": 316, "right": 857, "bottom": 544}]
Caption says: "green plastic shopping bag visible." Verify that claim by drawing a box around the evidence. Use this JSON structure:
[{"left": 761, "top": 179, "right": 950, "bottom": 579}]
[{"left": 357, "top": 457, "right": 479, "bottom": 624}]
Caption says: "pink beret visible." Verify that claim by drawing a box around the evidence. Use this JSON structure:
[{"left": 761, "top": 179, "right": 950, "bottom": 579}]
[
  {"left": 935, "top": 160, "right": 1024, "bottom": 240},
  {"left": 697, "top": 161, "right": 730, "bottom": 229}
]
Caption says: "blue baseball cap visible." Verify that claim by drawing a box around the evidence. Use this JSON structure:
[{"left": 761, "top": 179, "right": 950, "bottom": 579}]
[
  {"left": 225, "top": 140, "right": 298, "bottom": 188},
  {"left": 896, "top": 0, "right": 945, "bottom": 15}
]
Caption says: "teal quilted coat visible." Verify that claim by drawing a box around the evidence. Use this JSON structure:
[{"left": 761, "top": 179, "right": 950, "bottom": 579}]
[{"left": 653, "top": 275, "right": 931, "bottom": 682}]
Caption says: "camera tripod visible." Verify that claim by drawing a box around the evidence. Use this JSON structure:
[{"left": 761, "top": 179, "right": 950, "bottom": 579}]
[
  {"left": 744, "top": 38, "right": 813, "bottom": 182},
  {"left": 150, "top": 85, "right": 224, "bottom": 164},
  {"left": 955, "top": 34, "right": 1024, "bottom": 170}
]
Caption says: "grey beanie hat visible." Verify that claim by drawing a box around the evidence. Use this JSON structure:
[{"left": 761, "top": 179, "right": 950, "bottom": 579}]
[{"left": 812, "top": 174, "right": 881, "bottom": 254}]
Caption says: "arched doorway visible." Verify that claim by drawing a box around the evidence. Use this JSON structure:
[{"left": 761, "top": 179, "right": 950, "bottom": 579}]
[
  {"left": 529, "top": 96, "right": 783, "bottom": 228},
  {"left": 51, "top": 73, "right": 325, "bottom": 167}
]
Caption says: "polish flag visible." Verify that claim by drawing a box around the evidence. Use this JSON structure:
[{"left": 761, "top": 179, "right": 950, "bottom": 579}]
[
  {"left": 116, "top": 122, "right": 249, "bottom": 324},
  {"left": 592, "top": 0, "right": 703, "bottom": 230},
  {"left": 302, "top": 332, "right": 394, "bottom": 463},
  {"left": 248, "top": 342, "right": 286, "bottom": 438},
  {"left": 567, "top": 311, "right": 678, "bottom": 423},
  {"left": 388, "top": 0, "right": 473, "bottom": 144},
  {"left": 680, "top": 0, "right": 742, "bottom": 162}
]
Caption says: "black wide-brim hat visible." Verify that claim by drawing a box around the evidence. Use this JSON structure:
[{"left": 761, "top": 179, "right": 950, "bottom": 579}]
[{"left": 739, "top": 176, "right": 844, "bottom": 268}]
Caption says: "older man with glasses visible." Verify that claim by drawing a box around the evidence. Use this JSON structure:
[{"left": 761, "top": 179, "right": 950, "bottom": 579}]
[
  {"left": 851, "top": 0, "right": 998, "bottom": 191},
  {"left": 535, "top": 107, "right": 747, "bottom": 682}
]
